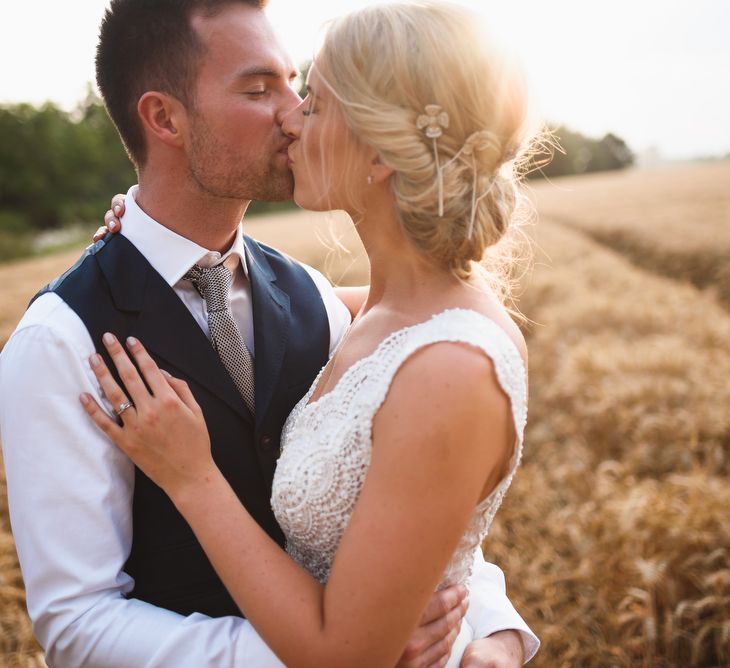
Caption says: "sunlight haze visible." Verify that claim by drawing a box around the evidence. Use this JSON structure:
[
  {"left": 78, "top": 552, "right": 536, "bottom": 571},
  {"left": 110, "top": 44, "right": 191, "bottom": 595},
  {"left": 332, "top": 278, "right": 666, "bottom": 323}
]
[{"left": 1, "top": 0, "right": 728, "bottom": 160}]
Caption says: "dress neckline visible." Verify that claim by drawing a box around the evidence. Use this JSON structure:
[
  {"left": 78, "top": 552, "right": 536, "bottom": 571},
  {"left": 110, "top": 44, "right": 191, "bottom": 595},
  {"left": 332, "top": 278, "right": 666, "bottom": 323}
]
[{"left": 302, "top": 307, "right": 525, "bottom": 411}]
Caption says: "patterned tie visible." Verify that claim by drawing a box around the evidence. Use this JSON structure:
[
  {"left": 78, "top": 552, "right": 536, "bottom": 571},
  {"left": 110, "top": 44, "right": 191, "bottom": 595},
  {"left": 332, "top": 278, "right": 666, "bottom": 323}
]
[{"left": 184, "top": 263, "right": 256, "bottom": 415}]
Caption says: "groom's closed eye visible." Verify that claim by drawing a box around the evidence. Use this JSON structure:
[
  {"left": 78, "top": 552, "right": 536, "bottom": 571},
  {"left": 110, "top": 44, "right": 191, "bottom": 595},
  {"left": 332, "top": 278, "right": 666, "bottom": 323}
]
[
  {"left": 234, "top": 65, "right": 299, "bottom": 86},
  {"left": 233, "top": 68, "right": 300, "bottom": 101}
]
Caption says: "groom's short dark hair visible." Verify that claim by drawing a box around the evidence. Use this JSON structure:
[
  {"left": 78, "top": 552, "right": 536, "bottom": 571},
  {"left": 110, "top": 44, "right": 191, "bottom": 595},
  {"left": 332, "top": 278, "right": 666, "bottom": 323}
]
[{"left": 96, "top": 0, "right": 268, "bottom": 168}]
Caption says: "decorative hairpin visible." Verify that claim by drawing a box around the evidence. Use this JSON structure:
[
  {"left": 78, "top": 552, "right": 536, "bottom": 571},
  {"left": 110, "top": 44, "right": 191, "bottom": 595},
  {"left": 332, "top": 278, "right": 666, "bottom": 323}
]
[
  {"left": 417, "top": 105, "right": 450, "bottom": 216},
  {"left": 416, "top": 104, "right": 450, "bottom": 139},
  {"left": 417, "top": 106, "right": 500, "bottom": 237},
  {"left": 461, "top": 132, "right": 500, "bottom": 237}
]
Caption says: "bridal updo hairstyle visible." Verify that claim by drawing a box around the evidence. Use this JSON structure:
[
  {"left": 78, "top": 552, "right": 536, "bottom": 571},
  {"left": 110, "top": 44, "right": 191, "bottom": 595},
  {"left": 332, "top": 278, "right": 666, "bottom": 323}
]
[{"left": 315, "top": 1, "right": 536, "bottom": 285}]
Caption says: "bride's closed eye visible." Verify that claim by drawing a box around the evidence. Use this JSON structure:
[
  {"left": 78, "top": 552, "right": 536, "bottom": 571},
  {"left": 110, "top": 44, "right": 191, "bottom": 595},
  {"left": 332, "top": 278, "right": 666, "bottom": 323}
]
[{"left": 302, "top": 88, "right": 318, "bottom": 116}]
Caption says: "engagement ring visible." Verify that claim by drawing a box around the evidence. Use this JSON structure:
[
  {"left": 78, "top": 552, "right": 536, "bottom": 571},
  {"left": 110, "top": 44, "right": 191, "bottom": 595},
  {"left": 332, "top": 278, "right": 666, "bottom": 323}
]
[{"left": 114, "top": 401, "right": 134, "bottom": 416}]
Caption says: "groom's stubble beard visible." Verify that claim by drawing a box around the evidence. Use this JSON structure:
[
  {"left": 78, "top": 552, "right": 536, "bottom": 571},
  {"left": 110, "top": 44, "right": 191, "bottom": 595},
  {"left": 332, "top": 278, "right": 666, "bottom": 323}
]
[{"left": 187, "top": 109, "right": 295, "bottom": 203}]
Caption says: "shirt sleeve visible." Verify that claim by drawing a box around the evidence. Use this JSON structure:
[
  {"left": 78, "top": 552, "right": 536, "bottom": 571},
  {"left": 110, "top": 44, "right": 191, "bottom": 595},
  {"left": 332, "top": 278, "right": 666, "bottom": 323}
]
[
  {"left": 299, "top": 263, "right": 352, "bottom": 356},
  {"left": 465, "top": 550, "right": 540, "bottom": 663},
  {"left": 0, "top": 294, "right": 284, "bottom": 668}
]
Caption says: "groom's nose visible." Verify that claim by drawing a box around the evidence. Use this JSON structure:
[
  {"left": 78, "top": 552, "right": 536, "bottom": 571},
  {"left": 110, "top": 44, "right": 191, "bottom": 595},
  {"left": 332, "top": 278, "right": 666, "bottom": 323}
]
[
  {"left": 281, "top": 99, "right": 304, "bottom": 139},
  {"left": 277, "top": 86, "right": 305, "bottom": 129}
]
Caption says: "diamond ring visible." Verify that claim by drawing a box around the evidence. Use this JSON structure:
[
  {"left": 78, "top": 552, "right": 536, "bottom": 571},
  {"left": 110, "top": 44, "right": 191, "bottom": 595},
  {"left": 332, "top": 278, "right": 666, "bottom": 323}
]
[{"left": 114, "top": 401, "right": 134, "bottom": 416}]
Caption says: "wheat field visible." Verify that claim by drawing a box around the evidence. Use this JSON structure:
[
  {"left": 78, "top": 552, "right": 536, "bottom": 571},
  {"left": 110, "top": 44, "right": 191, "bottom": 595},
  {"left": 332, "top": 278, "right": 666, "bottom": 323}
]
[{"left": 1, "top": 162, "right": 729, "bottom": 666}]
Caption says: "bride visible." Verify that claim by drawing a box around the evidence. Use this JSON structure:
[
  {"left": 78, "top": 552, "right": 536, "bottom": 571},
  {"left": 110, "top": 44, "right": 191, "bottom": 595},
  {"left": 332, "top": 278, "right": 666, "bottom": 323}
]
[{"left": 83, "top": 2, "right": 535, "bottom": 666}]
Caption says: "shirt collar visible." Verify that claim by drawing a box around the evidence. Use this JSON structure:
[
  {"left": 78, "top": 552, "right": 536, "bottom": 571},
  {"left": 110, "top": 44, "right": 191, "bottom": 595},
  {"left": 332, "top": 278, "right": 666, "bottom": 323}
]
[{"left": 119, "top": 185, "right": 249, "bottom": 287}]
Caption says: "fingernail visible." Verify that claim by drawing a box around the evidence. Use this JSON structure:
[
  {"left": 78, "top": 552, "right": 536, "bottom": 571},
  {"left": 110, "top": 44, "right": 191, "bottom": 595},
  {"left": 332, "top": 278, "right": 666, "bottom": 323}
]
[
  {"left": 103, "top": 332, "right": 115, "bottom": 346},
  {"left": 80, "top": 393, "right": 90, "bottom": 405},
  {"left": 108, "top": 221, "right": 117, "bottom": 231},
  {"left": 113, "top": 205, "right": 121, "bottom": 215},
  {"left": 126, "top": 336, "right": 139, "bottom": 348},
  {"left": 160, "top": 369, "right": 172, "bottom": 378},
  {"left": 89, "top": 354, "right": 102, "bottom": 368}
]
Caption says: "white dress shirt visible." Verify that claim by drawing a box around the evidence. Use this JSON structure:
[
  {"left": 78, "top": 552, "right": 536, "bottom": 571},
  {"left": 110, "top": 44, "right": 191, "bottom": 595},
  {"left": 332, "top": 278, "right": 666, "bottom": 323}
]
[{"left": 0, "top": 185, "right": 538, "bottom": 666}]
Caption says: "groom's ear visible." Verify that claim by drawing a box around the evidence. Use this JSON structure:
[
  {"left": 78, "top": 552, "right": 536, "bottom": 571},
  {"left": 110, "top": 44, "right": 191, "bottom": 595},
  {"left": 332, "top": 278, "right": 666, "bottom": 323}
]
[{"left": 137, "top": 91, "right": 187, "bottom": 151}]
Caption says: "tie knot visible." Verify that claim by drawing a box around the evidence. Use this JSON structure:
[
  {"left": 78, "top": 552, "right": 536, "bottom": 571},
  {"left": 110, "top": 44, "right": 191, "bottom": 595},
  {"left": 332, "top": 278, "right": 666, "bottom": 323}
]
[{"left": 184, "top": 263, "right": 233, "bottom": 312}]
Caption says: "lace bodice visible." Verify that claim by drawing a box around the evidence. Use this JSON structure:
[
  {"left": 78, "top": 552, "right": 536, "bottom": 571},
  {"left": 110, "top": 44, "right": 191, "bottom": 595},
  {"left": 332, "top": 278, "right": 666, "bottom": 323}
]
[{"left": 271, "top": 308, "right": 526, "bottom": 587}]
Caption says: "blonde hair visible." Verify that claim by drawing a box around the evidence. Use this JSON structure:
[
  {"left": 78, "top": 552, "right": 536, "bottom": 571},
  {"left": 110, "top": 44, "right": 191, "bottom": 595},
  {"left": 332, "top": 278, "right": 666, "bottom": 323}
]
[{"left": 315, "top": 1, "right": 539, "bottom": 299}]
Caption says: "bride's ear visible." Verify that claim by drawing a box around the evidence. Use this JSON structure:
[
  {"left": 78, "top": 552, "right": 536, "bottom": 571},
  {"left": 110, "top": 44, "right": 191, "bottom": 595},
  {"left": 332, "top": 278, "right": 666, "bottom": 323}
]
[{"left": 368, "top": 154, "right": 394, "bottom": 185}]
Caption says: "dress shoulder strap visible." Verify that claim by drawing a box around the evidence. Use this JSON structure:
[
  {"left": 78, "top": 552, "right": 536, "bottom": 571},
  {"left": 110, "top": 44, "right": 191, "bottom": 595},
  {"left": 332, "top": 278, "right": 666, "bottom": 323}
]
[{"left": 366, "top": 308, "right": 528, "bottom": 456}]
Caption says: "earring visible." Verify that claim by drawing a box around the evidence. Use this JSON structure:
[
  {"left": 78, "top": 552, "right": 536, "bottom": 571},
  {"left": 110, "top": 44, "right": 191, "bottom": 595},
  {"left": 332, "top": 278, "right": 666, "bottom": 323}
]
[{"left": 367, "top": 175, "right": 373, "bottom": 185}]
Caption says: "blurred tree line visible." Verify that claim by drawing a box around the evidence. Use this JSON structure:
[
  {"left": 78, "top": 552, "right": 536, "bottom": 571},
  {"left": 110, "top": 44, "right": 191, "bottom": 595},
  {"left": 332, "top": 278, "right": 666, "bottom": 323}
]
[
  {"left": 530, "top": 125, "right": 634, "bottom": 178},
  {"left": 0, "top": 90, "right": 295, "bottom": 261},
  {"left": 0, "top": 93, "right": 134, "bottom": 233},
  {"left": 0, "top": 91, "right": 138, "bottom": 260},
  {"left": 0, "top": 84, "right": 633, "bottom": 262}
]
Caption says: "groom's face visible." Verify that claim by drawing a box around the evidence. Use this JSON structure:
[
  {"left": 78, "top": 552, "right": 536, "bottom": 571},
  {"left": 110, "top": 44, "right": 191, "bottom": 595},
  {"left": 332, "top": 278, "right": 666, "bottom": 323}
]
[{"left": 185, "top": 4, "right": 301, "bottom": 201}]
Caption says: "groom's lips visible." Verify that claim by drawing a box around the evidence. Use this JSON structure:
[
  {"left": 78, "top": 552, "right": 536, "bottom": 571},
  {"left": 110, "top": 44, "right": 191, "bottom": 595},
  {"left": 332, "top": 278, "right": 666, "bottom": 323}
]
[{"left": 277, "top": 141, "right": 294, "bottom": 166}]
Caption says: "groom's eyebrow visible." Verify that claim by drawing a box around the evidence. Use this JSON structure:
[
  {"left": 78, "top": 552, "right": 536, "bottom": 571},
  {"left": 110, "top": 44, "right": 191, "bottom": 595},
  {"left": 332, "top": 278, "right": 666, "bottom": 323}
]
[{"left": 235, "top": 66, "right": 299, "bottom": 81}]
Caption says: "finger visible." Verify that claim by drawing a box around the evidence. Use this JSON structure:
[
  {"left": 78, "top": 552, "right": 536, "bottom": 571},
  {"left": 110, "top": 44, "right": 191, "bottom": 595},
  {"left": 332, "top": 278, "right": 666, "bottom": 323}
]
[
  {"left": 420, "top": 585, "right": 467, "bottom": 625},
  {"left": 400, "top": 595, "right": 467, "bottom": 667},
  {"left": 164, "top": 373, "right": 202, "bottom": 415},
  {"left": 100, "top": 333, "right": 151, "bottom": 408},
  {"left": 88, "top": 353, "right": 137, "bottom": 423},
  {"left": 103, "top": 209, "right": 119, "bottom": 232},
  {"left": 80, "top": 392, "right": 126, "bottom": 442},
  {"left": 418, "top": 597, "right": 469, "bottom": 660},
  {"left": 103, "top": 209, "right": 118, "bottom": 228},
  {"left": 419, "top": 625, "right": 460, "bottom": 668},
  {"left": 112, "top": 194, "right": 125, "bottom": 217},
  {"left": 93, "top": 225, "right": 109, "bottom": 242},
  {"left": 125, "top": 337, "right": 171, "bottom": 398}
]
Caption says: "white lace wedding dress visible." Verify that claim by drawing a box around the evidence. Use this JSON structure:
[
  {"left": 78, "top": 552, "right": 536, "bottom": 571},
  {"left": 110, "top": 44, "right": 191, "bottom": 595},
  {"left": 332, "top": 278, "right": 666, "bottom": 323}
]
[{"left": 271, "top": 308, "right": 527, "bottom": 666}]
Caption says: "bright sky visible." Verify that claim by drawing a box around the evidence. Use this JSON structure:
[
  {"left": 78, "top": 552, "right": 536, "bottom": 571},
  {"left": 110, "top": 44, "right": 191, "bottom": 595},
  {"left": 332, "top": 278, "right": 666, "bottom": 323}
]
[{"left": 1, "top": 0, "right": 728, "bottom": 160}]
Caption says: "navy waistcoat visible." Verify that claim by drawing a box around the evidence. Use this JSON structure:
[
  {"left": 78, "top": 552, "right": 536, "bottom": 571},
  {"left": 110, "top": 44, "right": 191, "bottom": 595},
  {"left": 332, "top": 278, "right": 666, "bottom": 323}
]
[{"left": 33, "top": 233, "right": 330, "bottom": 617}]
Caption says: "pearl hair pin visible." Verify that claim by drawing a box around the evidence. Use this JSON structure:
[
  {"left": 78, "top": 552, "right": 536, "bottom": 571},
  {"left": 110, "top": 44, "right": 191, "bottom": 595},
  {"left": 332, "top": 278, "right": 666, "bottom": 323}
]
[
  {"left": 417, "top": 105, "right": 450, "bottom": 216},
  {"left": 417, "top": 103, "right": 500, "bottom": 237}
]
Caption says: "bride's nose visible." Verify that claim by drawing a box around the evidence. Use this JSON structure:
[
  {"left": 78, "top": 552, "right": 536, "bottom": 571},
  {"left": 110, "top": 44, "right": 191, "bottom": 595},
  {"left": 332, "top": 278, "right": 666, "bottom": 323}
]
[{"left": 281, "top": 100, "right": 304, "bottom": 140}]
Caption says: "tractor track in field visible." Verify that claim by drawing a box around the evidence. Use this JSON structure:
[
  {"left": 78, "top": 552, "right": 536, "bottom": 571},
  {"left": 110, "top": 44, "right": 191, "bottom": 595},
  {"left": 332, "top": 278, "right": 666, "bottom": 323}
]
[{"left": 540, "top": 213, "right": 730, "bottom": 311}]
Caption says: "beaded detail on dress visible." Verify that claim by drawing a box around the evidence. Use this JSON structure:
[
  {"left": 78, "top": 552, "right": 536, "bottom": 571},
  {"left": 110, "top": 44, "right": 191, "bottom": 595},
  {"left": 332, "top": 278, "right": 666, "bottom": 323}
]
[{"left": 271, "top": 308, "right": 526, "bottom": 586}]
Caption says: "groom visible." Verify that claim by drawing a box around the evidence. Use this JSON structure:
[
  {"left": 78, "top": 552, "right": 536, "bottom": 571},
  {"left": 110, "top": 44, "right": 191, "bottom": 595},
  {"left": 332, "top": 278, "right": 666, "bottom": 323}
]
[{"left": 0, "top": 0, "right": 537, "bottom": 665}]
